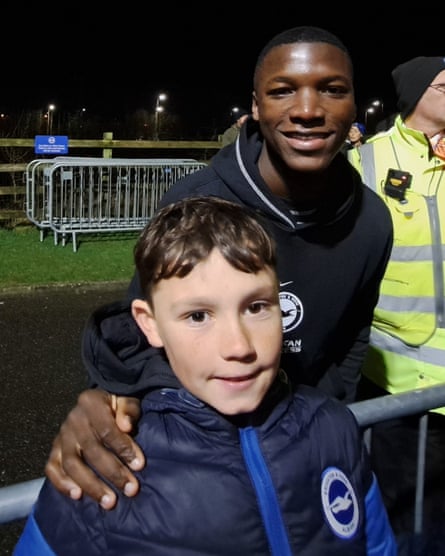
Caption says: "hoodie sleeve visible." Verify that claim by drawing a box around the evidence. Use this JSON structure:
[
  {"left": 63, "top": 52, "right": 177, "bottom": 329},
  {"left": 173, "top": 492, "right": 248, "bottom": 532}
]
[{"left": 82, "top": 300, "right": 179, "bottom": 397}]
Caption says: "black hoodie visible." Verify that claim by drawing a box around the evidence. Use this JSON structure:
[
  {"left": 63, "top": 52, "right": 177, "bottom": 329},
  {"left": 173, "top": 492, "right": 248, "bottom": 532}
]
[{"left": 83, "top": 119, "right": 393, "bottom": 403}]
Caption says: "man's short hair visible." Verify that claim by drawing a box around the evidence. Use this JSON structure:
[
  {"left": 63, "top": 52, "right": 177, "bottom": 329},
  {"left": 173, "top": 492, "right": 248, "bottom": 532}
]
[{"left": 254, "top": 26, "right": 351, "bottom": 79}]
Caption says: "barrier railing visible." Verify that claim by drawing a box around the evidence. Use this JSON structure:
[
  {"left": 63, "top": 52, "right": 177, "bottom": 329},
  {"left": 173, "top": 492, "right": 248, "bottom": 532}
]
[
  {"left": 1, "top": 383, "right": 445, "bottom": 531},
  {"left": 25, "top": 157, "right": 207, "bottom": 251}
]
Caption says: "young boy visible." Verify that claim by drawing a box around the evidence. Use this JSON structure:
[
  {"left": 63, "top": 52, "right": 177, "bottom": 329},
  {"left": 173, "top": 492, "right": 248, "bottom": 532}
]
[{"left": 14, "top": 197, "right": 396, "bottom": 555}]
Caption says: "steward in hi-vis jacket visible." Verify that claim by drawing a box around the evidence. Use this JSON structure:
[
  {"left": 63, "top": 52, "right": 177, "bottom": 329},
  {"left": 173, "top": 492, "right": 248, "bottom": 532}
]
[
  {"left": 348, "top": 55, "right": 445, "bottom": 544},
  {"left": 348, "top": 112, "right": 445, "bottom": 405}
]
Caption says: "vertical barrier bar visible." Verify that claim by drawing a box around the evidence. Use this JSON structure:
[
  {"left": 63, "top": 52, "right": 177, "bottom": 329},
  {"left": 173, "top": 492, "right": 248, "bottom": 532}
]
[{"left": 414, "top": 413, "right": 428, "bottom": 534}]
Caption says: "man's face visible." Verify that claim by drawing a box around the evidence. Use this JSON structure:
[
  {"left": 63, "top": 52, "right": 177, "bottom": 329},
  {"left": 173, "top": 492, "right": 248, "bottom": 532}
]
[
  {"left": 252, "top": 42, "right": 356, "bottom": 173},
  {"left": 134, "top": 249, "right": 283, "bottom": 416},
  {"left": 413, "top": 69, "right": 445, "bottom": 133}
]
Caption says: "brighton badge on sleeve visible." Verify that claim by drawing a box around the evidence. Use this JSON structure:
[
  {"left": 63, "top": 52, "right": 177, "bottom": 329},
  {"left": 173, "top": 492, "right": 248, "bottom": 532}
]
[{"left": 321, "top": 467, "right": 359, "bottom": 538}]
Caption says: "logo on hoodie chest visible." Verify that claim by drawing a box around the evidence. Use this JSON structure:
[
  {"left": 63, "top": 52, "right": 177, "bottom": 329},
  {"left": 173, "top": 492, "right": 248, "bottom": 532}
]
[{"left": 279, "top": 289, "right": 303, "bottom": 333}]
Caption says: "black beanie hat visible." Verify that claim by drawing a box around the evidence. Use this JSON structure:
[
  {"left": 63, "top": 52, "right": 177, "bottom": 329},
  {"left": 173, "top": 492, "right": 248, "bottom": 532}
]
[{"left": 392, "top": 56, "right": 445, "bottom": 119}]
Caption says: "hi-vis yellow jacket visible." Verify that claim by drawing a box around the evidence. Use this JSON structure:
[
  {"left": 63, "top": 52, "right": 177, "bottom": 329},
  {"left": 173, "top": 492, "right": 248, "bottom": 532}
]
[{"left": 348, "top": 115, "right": 445, "bottom": 407}]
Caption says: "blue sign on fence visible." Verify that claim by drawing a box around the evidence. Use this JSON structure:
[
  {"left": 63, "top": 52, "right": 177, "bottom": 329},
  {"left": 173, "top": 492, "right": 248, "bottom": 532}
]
[{"left": 34, "top": 135, "right": 68, "bottom": 154}]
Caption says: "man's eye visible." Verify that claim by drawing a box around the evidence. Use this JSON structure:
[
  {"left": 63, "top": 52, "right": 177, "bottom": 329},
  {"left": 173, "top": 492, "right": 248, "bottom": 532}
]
[
  {"left": 269, "top": 87, "right": 293, "bottom": 97},
  {"left": 324, "top": 85, "right": 349, "bottom": 96}
]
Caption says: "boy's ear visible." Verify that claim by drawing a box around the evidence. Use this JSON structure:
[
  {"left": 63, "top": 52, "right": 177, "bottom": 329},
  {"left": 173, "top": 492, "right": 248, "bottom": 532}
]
[{"left": 131, "top": 299, "right": 164, "bottom": 348}]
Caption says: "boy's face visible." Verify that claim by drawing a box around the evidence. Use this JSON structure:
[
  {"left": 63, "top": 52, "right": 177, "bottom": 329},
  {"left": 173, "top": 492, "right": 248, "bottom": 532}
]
[
  {"left": 132, "top": 249, "right": 283, "bottom": 416},
  {"left": 252, "top": 41, "right": 356, "bottom": 173}
]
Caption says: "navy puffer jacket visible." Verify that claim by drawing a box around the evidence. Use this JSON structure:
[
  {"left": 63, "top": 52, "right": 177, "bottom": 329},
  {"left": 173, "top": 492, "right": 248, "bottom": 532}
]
[{"left": 15, "top": 380, "right": 396, "bottom": 555}]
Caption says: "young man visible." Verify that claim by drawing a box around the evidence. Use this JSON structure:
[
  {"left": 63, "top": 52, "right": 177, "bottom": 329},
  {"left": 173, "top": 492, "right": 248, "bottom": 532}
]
[
  {"left": 14, "top": 197, "right": 397, "bottom": 555},
  {"left": 348, "top": 56, "right": 445, "bottom": 549},
  {"left": 45, "top": 26, "right": 393, "bottom": 509}
]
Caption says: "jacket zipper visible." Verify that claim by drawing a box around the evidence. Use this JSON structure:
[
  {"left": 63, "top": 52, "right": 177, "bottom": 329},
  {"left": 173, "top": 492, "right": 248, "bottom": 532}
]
[{"left": 240, "top": 427, "right": 292, "bottom": 556}]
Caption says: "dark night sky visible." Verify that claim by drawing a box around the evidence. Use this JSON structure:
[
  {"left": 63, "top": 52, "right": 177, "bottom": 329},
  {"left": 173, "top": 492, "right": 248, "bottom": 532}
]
[{"left": 2, "top": 4, "right": 444, "bottom": 136}]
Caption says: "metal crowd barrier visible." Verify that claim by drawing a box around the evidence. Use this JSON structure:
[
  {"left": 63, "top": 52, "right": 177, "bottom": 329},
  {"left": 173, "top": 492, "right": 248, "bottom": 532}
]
[
  {"left": 25, "top": 157, "right": 207, "bottom": 251},
  {"left": 1, "top": 383, "right": 445, "bottom": 530}
]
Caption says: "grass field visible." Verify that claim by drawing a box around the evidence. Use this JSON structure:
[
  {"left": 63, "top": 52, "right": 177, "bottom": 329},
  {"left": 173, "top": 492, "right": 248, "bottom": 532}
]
[{"left": 0, "top": 226, "right": 139, "bottom": 290}]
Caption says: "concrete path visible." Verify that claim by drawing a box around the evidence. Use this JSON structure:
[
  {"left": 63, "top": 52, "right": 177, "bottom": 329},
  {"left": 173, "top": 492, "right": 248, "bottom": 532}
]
[{"left": 0, "top": 283, "right": 127, "bottom": 554}]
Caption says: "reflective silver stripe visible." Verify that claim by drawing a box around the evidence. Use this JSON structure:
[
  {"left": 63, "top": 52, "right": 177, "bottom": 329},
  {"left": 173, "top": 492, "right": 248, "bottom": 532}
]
[
  {"left": 427, "top": 197, "right": 445, "bottom": 323},
  {"left": 390, "top": 244, "right": 433, "bottom": 261},
  {"left": 377, "top": 294, "right": 435, "bottom": 314},
  {"left": 358, "top": 143, "right": 377, "bottom": 191},
  {"left": 370, "top": 328, "right": 445, "bottom": 365}
]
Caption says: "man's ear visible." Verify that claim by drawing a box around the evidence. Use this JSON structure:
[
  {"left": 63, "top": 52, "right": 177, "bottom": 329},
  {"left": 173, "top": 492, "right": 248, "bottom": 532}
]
[
  {"left": 131, "top": 299, "right": 164, "bottom": 348},
  {"left": 251, "top": 92, "right": 259, "bottom": 121}
]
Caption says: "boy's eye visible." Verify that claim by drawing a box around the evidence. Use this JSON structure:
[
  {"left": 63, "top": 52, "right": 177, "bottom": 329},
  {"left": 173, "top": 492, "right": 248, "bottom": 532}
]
[
  {"left": 249, "top": 302, "right": 267, "bottom": 314},
  {"left": 188, "top": 311, "right": 206, "bottom": 323}
]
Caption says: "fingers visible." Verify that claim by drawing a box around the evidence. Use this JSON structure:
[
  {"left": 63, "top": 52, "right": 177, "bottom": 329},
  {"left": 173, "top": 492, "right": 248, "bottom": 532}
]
[
  {"left": 45, "top": 436, "right": 83, "bottom": 501},
  {"left": 45, "top": 437, "right": 118, "bottom": 510},
  {"left": 115, "top": 395, "right": 142, "bottom": 435},
  {"left": 45, "top": 389, "right": 144, "bottom": 510},
  {"left": 91, "top": 392, "right": 145, "bottom": 471}
]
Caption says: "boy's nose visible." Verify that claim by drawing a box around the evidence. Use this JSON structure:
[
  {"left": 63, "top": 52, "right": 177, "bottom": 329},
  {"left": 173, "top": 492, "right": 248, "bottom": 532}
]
[{"left": 218, "top": 319, "right": 256, "bottom": 362}]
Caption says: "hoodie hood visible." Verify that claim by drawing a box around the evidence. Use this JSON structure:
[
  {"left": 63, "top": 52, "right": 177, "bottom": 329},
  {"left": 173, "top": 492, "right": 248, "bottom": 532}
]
[
  {"left": 211, "top": 118, "right": 359, "bottom": 231},
  {"left": 83, "top": 299, "right": 179, "bottom": 396}
]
